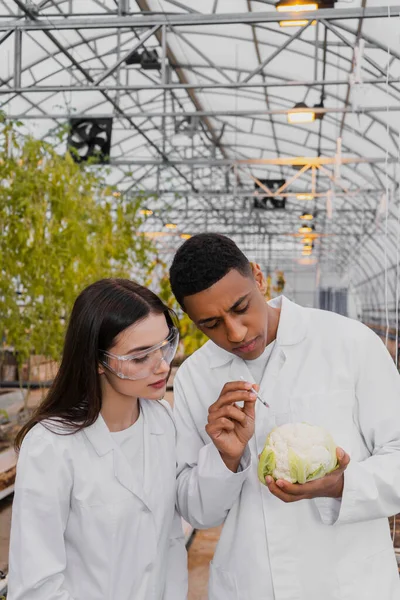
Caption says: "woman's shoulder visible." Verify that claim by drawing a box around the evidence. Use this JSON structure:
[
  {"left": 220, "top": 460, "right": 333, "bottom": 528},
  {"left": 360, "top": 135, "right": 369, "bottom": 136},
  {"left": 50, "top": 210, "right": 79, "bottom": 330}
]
[{"left": 21, "top": 420, "right": 79, "bottom": 453}]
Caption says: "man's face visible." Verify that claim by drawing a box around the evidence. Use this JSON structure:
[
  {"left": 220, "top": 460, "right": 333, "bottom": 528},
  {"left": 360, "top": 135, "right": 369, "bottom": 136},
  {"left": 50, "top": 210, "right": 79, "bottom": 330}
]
[{"left": 183, "top": 268, "right": 269, "bottom": 360}]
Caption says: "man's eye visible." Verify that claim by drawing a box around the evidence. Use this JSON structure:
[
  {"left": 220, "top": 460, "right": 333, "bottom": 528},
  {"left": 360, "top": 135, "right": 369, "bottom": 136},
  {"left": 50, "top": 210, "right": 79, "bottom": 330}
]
[
  {"left": 203, "top": 322, "right": 218, "bottom": 330},
  {"left": 235, "top": 303, "right": 249, "bottom": 314}
]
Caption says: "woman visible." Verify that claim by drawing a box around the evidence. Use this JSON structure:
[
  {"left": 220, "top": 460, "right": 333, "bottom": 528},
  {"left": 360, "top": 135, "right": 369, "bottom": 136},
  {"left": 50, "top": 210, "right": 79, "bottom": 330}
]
[{"left": 8, "top": 278, "right": 188, "bottom": 600}]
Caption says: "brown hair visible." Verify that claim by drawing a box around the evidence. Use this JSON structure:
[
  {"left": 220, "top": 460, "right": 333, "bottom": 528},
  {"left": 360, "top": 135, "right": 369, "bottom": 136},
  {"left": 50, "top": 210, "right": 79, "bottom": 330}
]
[{"left": 15, "top": 278, "right": 174, "bottom": 451}]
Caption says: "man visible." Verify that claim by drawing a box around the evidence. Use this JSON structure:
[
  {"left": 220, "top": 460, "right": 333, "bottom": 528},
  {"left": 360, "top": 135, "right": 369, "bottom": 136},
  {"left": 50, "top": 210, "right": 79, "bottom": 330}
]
[{"left": 169, "top": 233, "right": 400, "bottom": 600}]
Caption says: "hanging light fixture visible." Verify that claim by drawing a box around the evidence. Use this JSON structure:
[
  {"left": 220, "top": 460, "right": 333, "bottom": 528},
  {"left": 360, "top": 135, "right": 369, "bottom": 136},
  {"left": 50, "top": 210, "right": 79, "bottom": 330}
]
[
  {"left": 180, "top": 234, "right": 191, "bottom": 240},
  {"left": 302, "top": 236, "right": 314, "bottom": 245},
  {"left": 300, "top": 212, "right": 314, "bottom": 221},
  {"left": 140, "top": 209, "right": 153, "bottom": 216},
  {"left": 276, "top": 1, "right": 320, "bottom": 27},
  {"left": 288, "top": 101, "right": 324, "bottom": 123},
  {"left": 288, "top": 103, "right": 315, "bottom": 124},
  {"left": 302, "top": 248, "right": 313, "bottom": 256},
  {"left": 279, "top": 18, "right": 317, "bottom": 27},
  {"left": 276, "top": 1, "right": 318, "bottom": 11},
  {"left": 299, "top": 224, "right": 313, "bottom": 234},
  {"left": 276, "top": 0, "right": 336, "bottom": 11},
  {"left": 165, "top": 223, "right": 177, "bottom": 229}
]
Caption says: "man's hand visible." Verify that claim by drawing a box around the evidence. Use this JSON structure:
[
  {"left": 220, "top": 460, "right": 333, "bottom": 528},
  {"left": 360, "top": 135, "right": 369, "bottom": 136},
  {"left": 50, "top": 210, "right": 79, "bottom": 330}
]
[
  {"left": 206, "top": 381, "right": 258, "bottom": 472},
  {"left": 265, "top": 448, "right": 350, "bottom": 502}
]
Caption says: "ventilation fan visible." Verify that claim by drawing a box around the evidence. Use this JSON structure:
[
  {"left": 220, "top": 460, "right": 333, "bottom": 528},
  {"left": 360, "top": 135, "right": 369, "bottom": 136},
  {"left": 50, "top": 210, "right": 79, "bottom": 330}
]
[
  {"left": 68, "top": 118, "right": 113, "bottom": 163},
  {"left": 253, "top": 179, "right": 286, "bottom": 210}
]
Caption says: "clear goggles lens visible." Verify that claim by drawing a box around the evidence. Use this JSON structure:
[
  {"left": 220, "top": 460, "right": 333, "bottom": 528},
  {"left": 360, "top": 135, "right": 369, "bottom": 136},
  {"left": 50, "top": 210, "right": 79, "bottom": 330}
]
[{"left": 101, "top": 327, "right": 179, "bottom": 381}]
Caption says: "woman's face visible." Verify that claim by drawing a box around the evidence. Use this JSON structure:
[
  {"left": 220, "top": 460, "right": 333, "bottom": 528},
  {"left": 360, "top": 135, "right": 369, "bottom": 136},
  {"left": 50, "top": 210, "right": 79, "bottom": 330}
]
[{"left": 99, "top": 313, "right": 172, "bottom": 401}]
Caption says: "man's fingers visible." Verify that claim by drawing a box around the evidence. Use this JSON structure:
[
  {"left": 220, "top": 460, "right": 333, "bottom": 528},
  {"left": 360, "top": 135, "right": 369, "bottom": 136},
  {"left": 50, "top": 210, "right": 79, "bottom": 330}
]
[
  {"left": 264, "top": 478, "right": 306, "bottom": 503},
  {"left": 209, "top": 388, "right": 257, "bottom": 412},
  {"left": 208, "top": 405, "right": 248, "bottom": 425},
  {"left": 242, "top": 397, "right": 256, "bottom": 420},
  {"left": 272, "top": 479, "right": 310, "bottom": 496},
  {"left": 206, "top": 418, "right": 235, "bottom": 437},
  {"left": 336, "top": 447, "right": 350, "bottom": 471}
]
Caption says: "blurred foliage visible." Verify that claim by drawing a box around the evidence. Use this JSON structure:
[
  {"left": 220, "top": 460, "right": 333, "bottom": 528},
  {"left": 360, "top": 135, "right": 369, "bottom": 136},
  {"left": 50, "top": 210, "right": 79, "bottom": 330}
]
[{"left": 0, "top": 119, "right": 156, "bottom": 364}]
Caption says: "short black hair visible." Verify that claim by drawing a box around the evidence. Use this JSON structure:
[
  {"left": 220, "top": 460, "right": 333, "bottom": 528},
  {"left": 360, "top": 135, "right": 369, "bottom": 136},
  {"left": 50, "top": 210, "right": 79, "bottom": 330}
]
[{"left": 169, "top": 233, "right": 252, "bottom": 309}]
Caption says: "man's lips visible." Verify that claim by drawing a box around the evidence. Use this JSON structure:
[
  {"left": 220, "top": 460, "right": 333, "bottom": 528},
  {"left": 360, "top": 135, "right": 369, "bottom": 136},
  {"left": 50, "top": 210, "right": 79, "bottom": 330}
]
[
  {"left": 233, "top": 337, "right": 258, "bottom": 354},
  {"left": 148, "top": 378, "right": 167, "bottom": 389}
]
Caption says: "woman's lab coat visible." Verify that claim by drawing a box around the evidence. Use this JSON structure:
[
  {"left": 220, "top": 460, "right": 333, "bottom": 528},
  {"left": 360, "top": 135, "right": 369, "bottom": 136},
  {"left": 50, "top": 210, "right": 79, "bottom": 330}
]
[
  {"left": 174, "top": 296, "right": 400, "bottom": 600},
  {"left": 8, "top": 398, "right": 188, "bottom": 600}
]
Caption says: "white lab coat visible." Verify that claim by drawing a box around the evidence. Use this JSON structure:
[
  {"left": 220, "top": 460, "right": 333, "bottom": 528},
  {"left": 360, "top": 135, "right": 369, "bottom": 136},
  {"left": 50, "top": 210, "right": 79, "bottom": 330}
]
[
  {"left": 174, "top": 296, "right": 400, "bottom": 600},
  {"left": 8, "top": 398, "right": 188, "bottom": 600}
]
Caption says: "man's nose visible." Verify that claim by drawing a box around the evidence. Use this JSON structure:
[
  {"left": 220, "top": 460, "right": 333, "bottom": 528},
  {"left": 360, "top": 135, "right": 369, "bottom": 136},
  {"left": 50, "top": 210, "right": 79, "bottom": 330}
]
[{"left": 225, "top": 319, "right": 247, "bottom": 343}]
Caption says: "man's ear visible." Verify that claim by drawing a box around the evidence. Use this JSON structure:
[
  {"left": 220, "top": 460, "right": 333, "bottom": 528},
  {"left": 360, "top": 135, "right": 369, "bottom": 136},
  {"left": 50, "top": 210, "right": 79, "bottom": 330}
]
[{"left": 250, "top": 262, "right": 267, "bottom": 295}]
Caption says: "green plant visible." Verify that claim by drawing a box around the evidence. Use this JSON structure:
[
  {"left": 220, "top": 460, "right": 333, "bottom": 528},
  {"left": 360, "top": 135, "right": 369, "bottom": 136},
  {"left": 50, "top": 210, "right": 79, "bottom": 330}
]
[{"left": 0, "top": 121, "right": 156, "bottom": 379}]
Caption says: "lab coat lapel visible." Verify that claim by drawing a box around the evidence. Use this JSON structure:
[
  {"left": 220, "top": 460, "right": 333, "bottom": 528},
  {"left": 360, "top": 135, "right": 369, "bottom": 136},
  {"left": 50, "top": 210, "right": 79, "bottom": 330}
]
[
  {"left": 140, "top": 399, "right": 164, "bottom": 509},
  {"left": 84, "top": 408, "right": 161, "bottom": 512}
]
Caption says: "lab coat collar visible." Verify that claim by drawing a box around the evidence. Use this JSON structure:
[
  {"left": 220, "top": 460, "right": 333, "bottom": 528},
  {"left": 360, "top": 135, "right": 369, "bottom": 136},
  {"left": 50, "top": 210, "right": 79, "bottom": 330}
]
[
  {"left": 209, "top": 295, "right": 308, "bottom": 369},
  {"left": 84, "top": 398, "right": 164, "bottom": 457}
]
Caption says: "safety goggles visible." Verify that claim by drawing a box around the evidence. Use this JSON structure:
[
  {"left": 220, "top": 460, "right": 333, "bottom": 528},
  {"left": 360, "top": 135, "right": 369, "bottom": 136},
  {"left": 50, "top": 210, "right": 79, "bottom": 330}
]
[{"left": 100, "top": 327, "right": 179, "bottom": 381}]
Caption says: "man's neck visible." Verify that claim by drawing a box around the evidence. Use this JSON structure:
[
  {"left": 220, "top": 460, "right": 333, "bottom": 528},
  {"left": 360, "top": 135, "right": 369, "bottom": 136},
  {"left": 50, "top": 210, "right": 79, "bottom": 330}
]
[{"left": 266, "top": 305, "right": 281, "bottom": 346}]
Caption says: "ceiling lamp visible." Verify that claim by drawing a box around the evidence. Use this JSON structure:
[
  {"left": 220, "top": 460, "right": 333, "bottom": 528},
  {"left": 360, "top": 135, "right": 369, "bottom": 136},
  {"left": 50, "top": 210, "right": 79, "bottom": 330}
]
[
  {"left": 297, "top": 193, "right": 314, "bottom": 200},
  {"left": 302, "top": 236, "right": 313, "bottom": 245},
  {"left": 165, "top": 223, "right": 177, "bottom": 230},
  {"left": 302, "top": 248, "right": 313, "bottom": 256},
  {"left": 276, "top": 1, "right": 318, "bottom": 12},
  {"left": 140, "top": 209, "right": 153, "bottom": 216},
  {"left": 288, "top": 101, "right": 325, "bottom": 123},
  {"left": 288, "top": 103, "right": 315, "bottom": 124},
  {"left": 276, "top": 1, "right": 319, "bottom": 26},
  {"left": 276, "top": 0, "right": 336, "bottom": 10},
  {"left": 300, "top": 212, "right": 314, "bottom": 221},
  {"left": 180, "top": 234, "right": 191, "bottom": 240},
  {"left": 299, "top": 224, "right": 313, "bottom": 234},
  {"left": 279, "top": 18, "right": 316, "bottom": 27}
]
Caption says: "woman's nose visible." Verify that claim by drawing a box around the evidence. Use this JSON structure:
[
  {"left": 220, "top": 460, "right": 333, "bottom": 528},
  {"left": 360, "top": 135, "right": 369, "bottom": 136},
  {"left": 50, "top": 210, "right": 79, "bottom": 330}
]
[{"left": 154, "top": 355, "right": 170, "bottom": 376}]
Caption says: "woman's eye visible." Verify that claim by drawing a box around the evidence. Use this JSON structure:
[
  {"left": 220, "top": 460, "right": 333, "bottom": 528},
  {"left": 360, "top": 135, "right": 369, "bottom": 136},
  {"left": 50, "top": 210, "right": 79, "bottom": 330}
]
[{"left": 132, "top": 355, "right": 150, "bottom": 364}]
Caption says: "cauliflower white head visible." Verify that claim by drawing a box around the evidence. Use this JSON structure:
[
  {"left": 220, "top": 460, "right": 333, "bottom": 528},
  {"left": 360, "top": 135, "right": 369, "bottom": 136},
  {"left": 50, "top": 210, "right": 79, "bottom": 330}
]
[{"left": 258, "top": 423, "right": 338, "bottom": 485}]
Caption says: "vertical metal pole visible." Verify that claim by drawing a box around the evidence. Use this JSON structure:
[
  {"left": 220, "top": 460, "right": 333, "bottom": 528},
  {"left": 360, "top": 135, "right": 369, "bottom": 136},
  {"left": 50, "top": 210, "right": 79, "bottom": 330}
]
[
  {"left": 14, "top": 29, "right": 22, "bottom": 89},
  {"left": 116, "top": 30, "right": 121, "bottom": 104},
  {"left": 314, "top": 21, "right": 319, "bottom": 82},
  {"left": 312, "top": 166, "right": 316, "bottom": 195},
  {"left": 158, "top": 24, "right": 168, "bottom": 196},
  {"left": 161, "top": 24, "right": 167, "bottom": 86}
]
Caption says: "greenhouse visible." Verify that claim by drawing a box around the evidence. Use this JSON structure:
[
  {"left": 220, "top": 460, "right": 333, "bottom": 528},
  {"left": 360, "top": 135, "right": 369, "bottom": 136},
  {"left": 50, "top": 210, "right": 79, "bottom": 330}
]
[{"left": 1, "top": 1, "right": 400, "bottom": 599}]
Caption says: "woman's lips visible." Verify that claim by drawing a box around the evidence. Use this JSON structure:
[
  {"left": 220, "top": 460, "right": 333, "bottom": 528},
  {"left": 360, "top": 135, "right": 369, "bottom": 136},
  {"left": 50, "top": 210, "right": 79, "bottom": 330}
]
[{"left": 149, "top": 378, "right": 167, "bottom": 389}]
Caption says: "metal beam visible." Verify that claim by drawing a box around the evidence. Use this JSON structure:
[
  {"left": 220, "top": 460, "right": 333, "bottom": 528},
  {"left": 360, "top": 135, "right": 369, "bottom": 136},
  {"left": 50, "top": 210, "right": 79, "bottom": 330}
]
[
  {"left": 135, "top": 189, "right": 380, "bottom": 198},
  {"left": 94, "top": 25, "right": 161, "bottom": 85},
  {"left": 104, "top": 156, "right": 398, "bottom": 166},
  {"left": 10, "top": 0, "right": 197, "bottom": 192},
  {"left": 0, "top": 7, "right": 399, "bottom": 29},
  {"left": 0, "top": 77, "right": 396, "bottom": 92},
  {"left": 5, "top": 105, "right": 400, "bottom": 116},
  {"left": 135, "top": 0, "right": 229, "bottom": 161},
  {"left": 243, "top": 19, "right": 313, "bottom": 83}
]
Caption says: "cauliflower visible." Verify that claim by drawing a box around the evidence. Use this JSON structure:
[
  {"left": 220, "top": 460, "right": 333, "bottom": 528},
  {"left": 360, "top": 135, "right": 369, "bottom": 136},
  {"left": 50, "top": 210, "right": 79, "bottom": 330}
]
[{"left": 258, "top": 423, "right": 338, "bottom": 485}]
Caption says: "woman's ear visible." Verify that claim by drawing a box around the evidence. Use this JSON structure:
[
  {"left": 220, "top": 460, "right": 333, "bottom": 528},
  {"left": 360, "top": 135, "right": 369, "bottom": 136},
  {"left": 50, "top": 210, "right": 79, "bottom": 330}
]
[
  {"left": 250, "top": 262, "right": 267, "bottom": 295},
  {"left": 98, "top": 364, "right": 105, "bottom": 375}
]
